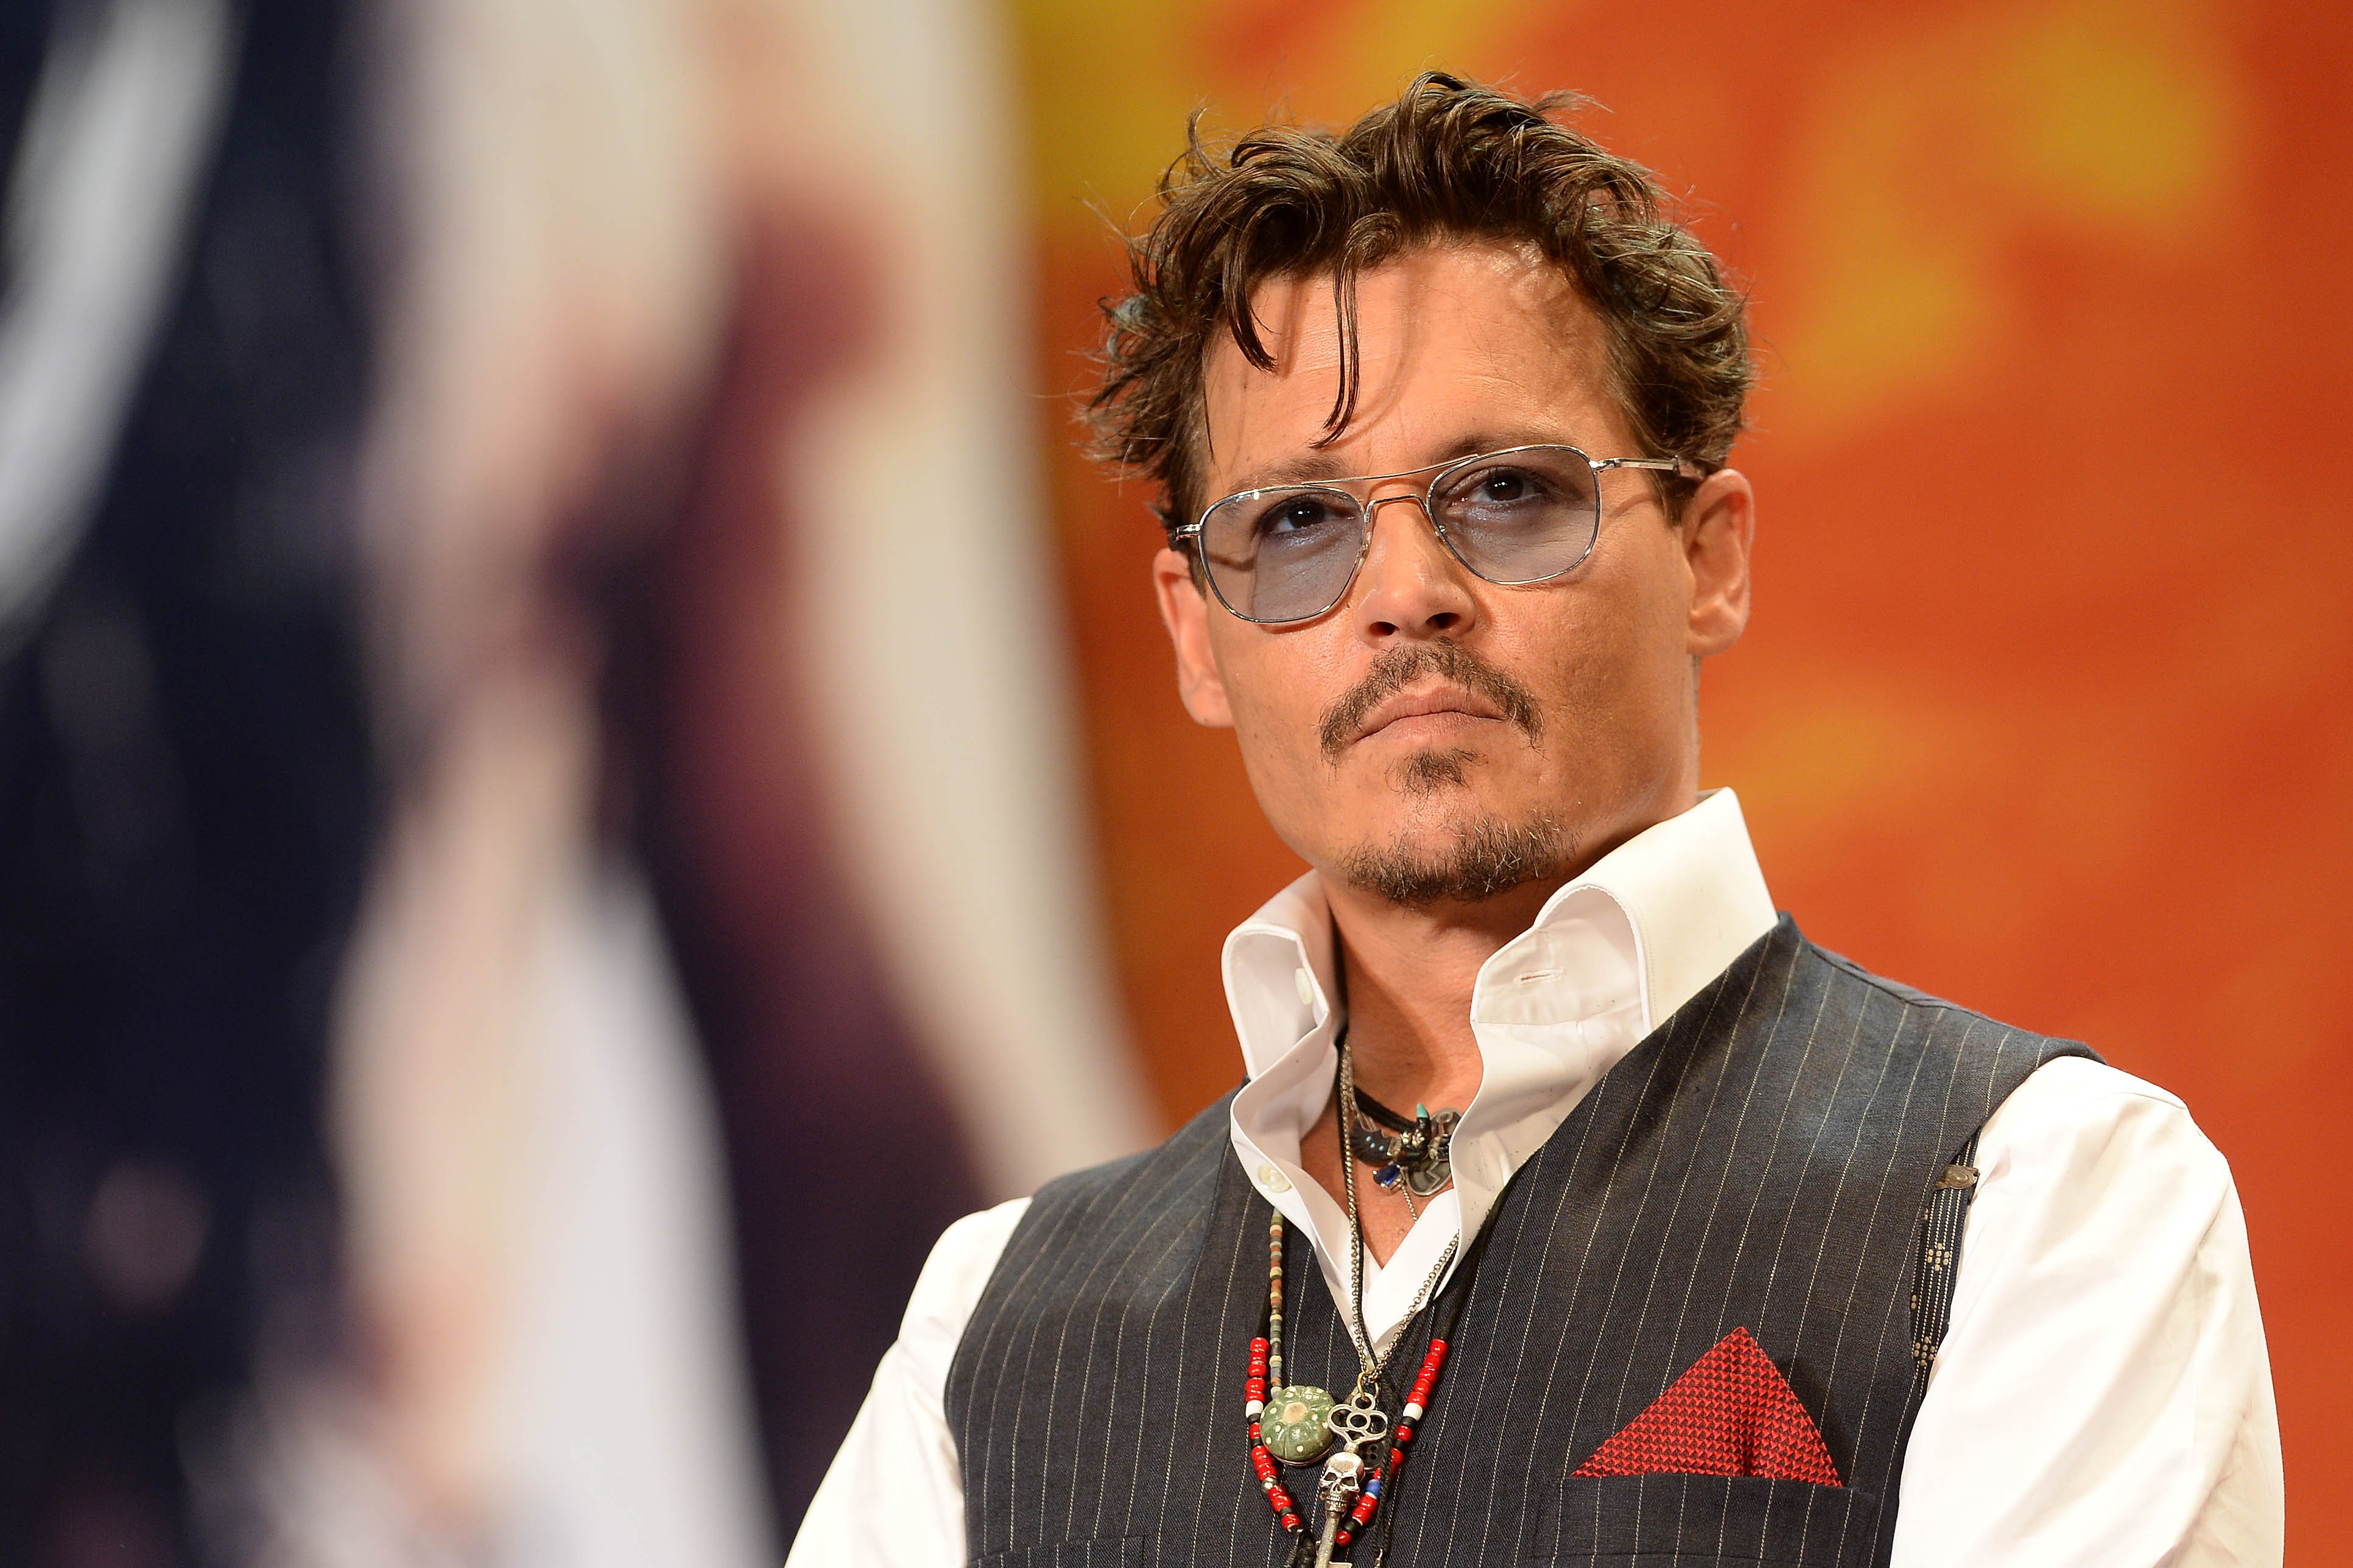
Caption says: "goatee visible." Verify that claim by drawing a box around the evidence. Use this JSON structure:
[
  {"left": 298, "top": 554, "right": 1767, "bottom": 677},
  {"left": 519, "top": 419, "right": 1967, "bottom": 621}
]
[{"left": 1335, "top": 811, "right": 1575, "bottom": 909}]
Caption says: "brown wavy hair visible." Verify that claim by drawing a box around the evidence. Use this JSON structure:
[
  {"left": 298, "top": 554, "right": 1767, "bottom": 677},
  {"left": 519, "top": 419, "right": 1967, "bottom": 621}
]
[{"left": 1086, "top": 72, "right": 1752, "bottom": 543}]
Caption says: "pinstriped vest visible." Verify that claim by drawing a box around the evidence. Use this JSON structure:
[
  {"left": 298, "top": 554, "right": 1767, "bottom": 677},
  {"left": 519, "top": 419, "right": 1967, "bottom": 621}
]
[{"left": 946, "top": 918, "right": 2095, "bottom": 1567}]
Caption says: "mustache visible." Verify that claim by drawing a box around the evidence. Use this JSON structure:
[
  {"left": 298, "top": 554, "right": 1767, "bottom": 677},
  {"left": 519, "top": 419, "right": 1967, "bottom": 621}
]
[{"left": 1317, "top": 642, "right": 1543, "bottom": 762}]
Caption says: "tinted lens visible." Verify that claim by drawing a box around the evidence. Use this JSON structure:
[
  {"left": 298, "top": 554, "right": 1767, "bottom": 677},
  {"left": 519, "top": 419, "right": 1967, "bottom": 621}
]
[
  {"left": 1199, "top": 487, "right": 1366, "bottom": 622},
  {"left": 1429, "top": 447, "right": 1600, "bottom": 583}
]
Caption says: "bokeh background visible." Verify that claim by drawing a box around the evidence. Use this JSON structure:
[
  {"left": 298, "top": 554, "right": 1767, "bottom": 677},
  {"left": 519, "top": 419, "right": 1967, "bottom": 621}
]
[{"left": 0, "top": 0, "right": 2342, "bottom": 1563}]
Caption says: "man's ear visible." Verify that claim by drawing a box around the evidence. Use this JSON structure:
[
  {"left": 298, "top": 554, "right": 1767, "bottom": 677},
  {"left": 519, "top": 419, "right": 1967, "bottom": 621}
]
[
  {"left": 1152, "top": 546, "right": 1235, "bottom": 728},
  {"left": 1681, "top": 468, "right": 1754, "bottom": 659}
]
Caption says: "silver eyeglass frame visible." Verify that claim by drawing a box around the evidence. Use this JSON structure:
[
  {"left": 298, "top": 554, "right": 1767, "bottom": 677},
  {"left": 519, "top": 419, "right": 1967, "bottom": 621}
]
[{"left": 1175, "top": 443, "right": 1711, "bottom": 626}]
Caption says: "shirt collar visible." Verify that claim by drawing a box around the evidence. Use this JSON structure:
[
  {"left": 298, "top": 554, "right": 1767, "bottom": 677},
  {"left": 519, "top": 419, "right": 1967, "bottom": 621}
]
[{"left": 1220, "top": 787, "right": 1776, "bottom": 1077}]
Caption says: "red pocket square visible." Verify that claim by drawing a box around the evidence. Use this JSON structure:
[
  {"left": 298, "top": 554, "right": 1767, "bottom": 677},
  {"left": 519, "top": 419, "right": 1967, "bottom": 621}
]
[{"left": 1571, "top": 1326, "right": 1841, "bottom": 1486}]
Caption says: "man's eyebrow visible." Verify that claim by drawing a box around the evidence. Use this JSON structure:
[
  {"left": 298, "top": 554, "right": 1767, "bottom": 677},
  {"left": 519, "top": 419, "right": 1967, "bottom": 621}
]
[
  {"left": 1226, "top": 452, "right": 1350, "bottom": 493},
  {"left": 1219, "top": 429, "right": 1581, "bottom": 496}
]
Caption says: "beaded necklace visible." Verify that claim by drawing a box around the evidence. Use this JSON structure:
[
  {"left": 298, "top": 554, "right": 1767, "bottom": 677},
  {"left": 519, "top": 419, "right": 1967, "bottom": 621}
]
[{"left": 1242, "top": 1038, "right": 1486, "bottom": 1567}]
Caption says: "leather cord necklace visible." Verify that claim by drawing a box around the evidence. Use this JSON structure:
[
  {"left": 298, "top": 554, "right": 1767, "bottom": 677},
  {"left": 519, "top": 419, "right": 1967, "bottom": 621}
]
[{"left": 1343, "top": 1054, "right": 1461, "bottom": 1217}]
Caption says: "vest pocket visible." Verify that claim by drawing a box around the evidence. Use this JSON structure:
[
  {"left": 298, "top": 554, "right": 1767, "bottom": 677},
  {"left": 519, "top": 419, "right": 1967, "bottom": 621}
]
[
  {"left": 971, "top": 1538, "right": 1144, "bottom": 1568},
  {"left": 1528, "top": 1474, "right": 1879, "bottom": 1566}
]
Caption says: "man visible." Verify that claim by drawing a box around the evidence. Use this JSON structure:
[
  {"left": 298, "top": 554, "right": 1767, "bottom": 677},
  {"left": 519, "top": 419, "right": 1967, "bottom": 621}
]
[{"left": 789, "top": 75, "right": 2279, "bottom": 1567}]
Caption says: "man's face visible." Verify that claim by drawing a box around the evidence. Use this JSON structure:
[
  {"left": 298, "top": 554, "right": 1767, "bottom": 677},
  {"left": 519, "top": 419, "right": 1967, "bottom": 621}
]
[{"left": 1153, "top": 241, "right": 1753, "bottom": 909}]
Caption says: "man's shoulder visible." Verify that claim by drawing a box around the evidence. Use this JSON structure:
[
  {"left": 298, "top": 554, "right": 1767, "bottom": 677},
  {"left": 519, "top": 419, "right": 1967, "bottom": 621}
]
[
  {"left": 943, "top": 1092, "right": 1242, "bottom": 1393},
  {"left": 1792, "top": 930, "right": 2102, "bottom": 1066}
]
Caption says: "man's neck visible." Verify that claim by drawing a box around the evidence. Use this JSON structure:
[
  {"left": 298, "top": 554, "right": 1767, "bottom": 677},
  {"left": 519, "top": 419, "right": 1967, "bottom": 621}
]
[
  {"left": 1321, "top": 875, "right": 1563, "bottom": 1116},
  {"left": 1289, "top": 877, "right": 1561, "bottom": 1265}
]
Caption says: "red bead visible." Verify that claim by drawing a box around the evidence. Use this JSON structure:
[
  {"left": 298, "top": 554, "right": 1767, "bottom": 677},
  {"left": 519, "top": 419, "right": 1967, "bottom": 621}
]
[
  {"left": 1388, "top": 1446, "right": 1407, "bottom": 1470},
  {"left": 1393, "top": 1426, "right": 1413, "bottom": 1446},
  {"left": 1352, "top": 1498, "right": 1377, "bottom": 1525},
  {"left": 1268, "top": 1485, "right": 1294, "bottom": 1513},
  {"left": 1334, "top": 1530, "right": 1352, "bottom": 1547},
  {"left": 1279, "top": 1513, "right": 1300, "bottom": 1532}
]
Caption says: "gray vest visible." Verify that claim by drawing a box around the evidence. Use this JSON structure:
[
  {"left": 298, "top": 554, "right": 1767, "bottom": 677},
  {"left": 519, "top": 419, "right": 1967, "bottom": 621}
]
[{"left": 946, "top": 919, "right": 2094, "bottom": 1567}]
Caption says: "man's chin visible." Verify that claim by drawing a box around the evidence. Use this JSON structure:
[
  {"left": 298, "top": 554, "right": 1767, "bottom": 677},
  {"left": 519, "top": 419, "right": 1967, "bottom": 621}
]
[{"left": 1332, "top": 809, "right": 1575, "bottom": 910}]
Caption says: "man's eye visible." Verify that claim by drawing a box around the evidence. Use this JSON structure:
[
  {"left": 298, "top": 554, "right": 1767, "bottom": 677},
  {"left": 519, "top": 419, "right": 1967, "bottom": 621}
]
[
  {"left": 1259, "top": 497, "right": 1347, "bottom": 535},
  {"left": 1474, "top": 468, "right": 1544, "bottom": 504}
]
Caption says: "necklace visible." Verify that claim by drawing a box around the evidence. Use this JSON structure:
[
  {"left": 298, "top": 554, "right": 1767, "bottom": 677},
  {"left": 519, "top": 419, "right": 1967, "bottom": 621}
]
[
  {"left": 1243, "top": 1037, "right": 1466, "bottom": 1566},
  {"left": 1345, "top": 1079, "right": 1460, "bottom": 1203}
]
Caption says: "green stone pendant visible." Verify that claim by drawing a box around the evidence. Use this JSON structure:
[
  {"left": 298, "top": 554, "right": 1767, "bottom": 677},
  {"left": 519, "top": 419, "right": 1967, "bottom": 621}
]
[{"left": 1259, "top": 1385, "right": 1336, "bottom": 1464}]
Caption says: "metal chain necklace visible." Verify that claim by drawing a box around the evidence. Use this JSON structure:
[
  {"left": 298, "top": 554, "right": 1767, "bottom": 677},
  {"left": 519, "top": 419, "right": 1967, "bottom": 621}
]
[{"left": 1243, "top": 1035, "right": 1458, "bottom": 1568}]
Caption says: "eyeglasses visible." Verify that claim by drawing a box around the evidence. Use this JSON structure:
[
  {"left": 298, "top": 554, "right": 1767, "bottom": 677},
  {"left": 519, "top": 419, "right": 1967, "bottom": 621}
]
[{"left": 1176, "top": 443, "right": 1707, "bottom": 625}]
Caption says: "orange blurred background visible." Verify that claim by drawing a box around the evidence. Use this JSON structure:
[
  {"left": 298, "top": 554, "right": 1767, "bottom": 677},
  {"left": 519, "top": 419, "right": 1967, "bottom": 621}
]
[
  {"left": 8, "top": 1, "right": 2341, "bottom": 1558},
  {"left": 1013, "top": 0, "right": 2352, "bottom": 1550}
]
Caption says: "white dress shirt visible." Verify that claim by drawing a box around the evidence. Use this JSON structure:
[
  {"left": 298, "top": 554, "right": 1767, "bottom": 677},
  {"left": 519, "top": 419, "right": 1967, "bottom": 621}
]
[{"left": 788, "top": 790, "right": 2282, "bottom": 1567}]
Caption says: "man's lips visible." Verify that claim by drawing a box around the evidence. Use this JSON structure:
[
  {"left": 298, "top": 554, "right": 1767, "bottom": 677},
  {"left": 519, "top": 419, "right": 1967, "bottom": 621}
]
[
  {"left": 1350, "top": 681, "right": 1508, "bottom": 745},
  {"left": 1316, "top": 642, "right": 1542, "bottom": 761}
]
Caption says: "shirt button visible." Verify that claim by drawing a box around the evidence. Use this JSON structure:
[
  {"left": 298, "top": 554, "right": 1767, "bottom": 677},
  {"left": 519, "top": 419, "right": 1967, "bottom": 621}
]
[
  {"left": 1294, "top": 968, "right": 1315, "bottom": 1007},
  {"left": 1257, "top": 1164, "right": 1293, "bottom": 1193}
]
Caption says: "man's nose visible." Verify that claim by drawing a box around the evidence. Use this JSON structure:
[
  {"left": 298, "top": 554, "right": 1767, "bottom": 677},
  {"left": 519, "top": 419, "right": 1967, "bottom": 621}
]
[{"left": 1351, "top": 490, "right": 1477, "bottom": 640}]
